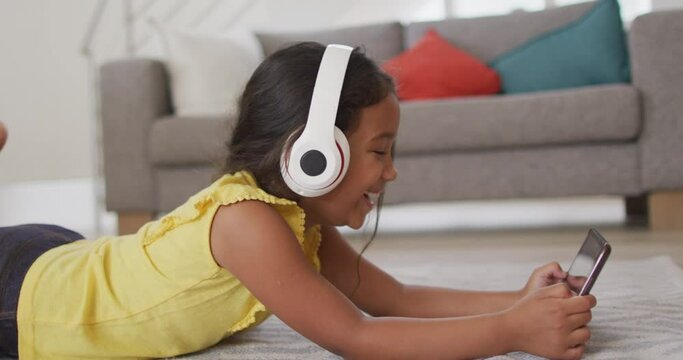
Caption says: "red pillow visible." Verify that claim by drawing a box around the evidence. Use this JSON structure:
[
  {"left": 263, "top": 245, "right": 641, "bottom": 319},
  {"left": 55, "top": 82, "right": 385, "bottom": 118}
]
[{"left": 382, "top": 29, "right": 501, "bottom": 101}]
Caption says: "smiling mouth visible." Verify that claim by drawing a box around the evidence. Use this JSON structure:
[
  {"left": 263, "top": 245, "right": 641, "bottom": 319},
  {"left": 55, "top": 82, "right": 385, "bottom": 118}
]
[{"left": 363, "top": 192, "right": 380, "bottom": 208}]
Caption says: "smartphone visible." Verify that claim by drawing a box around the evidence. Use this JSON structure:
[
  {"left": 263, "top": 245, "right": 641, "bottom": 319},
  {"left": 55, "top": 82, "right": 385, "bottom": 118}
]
[{"left": 565, "top": 228, "right": 611, "bottom": 296}]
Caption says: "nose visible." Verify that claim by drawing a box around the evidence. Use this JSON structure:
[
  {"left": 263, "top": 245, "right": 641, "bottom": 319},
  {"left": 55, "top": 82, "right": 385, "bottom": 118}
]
[{"left": 383, "top": 160, "right": 398, "bottom": 182}]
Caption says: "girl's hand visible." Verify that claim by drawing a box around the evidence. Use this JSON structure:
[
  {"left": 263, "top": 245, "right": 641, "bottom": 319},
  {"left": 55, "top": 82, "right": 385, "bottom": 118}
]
[
  {"left": 519, "top": 262, "right": 568, "bottom": 299},
  {"left": 503, "top": 283, "right": 596, "bottom": 360}
]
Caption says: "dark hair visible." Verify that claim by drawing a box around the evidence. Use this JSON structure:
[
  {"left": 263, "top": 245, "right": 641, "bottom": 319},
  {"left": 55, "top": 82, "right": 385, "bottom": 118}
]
[{"left": 224, "top": 42, "right": 395, "bottom": 200}]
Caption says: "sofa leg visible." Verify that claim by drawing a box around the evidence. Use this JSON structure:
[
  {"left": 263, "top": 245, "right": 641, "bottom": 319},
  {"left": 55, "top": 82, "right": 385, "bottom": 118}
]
[
  {"left": 117, "top": 211, "right": 154, "bottom": 235},
  {"left": 625, "top": 195, "right": 648, "bottom": 226},
  {"left": 648, "top": 192, "right": 683, "bottom": 231}
]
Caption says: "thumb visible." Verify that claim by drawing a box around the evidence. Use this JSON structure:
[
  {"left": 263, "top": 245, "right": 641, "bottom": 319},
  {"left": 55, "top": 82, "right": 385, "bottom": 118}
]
[
  {"left": 543, "top": 282, "right": 573, "bottom": 299},
  {"left": 552, "top": 268, "right": 568, "bottom": 281},
  {"left": 544, "top": 262, "right": 567, "bottom": 279}
]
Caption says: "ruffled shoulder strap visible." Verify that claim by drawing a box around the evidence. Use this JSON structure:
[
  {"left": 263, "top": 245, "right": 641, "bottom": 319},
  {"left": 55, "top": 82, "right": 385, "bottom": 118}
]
[
  {"left": 139, "top": 171, "right": 309, "bottom": 251},
  {"left": 212, "top": 172, "right": 308, "bottom": 245}
]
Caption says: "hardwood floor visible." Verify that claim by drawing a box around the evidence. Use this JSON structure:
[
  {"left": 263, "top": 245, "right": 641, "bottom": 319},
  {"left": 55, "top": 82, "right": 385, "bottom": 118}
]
[{"left": 348, "top": 225, "right": 683, "bottom": 268}]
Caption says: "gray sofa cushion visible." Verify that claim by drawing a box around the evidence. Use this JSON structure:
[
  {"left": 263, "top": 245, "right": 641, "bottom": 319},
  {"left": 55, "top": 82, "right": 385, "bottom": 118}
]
[
  {"left": 404, "top": 1, "right": 595, "bottom": 62},
  {"left": 157, "top": 166, "right": 218, "bottom": 212},
  {"left": 256, "top": 22, "right": 403, "bottom": 63},
  {"left": 150, "top": 85, "right": 641, "bottom": 165},
  {"left": 149, "top": 116, "right": 231, "bottom": 165},
  {"left": 397, "top": 84, "right": 641, "bottom": 154},
  {"left": 388, "top": 143, "right": 640, "bottom": 203}
]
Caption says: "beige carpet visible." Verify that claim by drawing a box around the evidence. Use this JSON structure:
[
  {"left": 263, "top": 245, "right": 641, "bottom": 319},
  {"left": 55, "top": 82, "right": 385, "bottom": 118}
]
[{"left": 176, "top": 256, "right": 683, "bottom": 360}]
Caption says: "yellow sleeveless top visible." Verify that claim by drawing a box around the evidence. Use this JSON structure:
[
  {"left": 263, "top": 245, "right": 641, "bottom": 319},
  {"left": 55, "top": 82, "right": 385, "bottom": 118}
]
[{"left": 17, "top": 171, "right": 322, "bottom": 359}]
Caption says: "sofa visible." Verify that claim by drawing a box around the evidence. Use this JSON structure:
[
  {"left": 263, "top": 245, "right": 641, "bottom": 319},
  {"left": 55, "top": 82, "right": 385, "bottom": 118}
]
[{"left": 100, "top": 2, "right": 683, "bottom": 234}]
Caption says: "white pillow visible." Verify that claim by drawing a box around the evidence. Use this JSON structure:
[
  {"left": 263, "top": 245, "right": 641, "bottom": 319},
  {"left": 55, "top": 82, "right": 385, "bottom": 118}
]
[{"left": 154, "top": 25, "right": 264, "bottom": 117}]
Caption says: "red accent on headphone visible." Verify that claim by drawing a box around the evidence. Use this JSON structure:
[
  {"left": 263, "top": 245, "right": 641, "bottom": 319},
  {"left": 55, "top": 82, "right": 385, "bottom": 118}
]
[{"left": 330, "top": 142, "right": 345, "bottom": 187}]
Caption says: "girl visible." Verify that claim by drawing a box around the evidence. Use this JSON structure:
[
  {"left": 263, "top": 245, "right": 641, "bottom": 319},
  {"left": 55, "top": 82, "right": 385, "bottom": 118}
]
[{"left": 0, "top": 42, "right": 595, "bottom": 359}]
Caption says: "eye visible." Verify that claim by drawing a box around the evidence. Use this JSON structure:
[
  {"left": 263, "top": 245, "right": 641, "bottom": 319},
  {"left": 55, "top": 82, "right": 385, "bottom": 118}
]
[{"left": 372, "top": 150, "right": 387, "bottom": 156}]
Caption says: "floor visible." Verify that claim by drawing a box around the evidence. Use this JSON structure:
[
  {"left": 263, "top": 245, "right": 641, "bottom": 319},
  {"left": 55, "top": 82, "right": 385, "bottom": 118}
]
[
  {"left": 346, "top": 196, "right": 683, "bottom": 269},
  {"left": 1, "top": 178, "right": 681, "bottom": 270},
  {"left": 350, "top": 226, "right": 683, "bottom": 270}
]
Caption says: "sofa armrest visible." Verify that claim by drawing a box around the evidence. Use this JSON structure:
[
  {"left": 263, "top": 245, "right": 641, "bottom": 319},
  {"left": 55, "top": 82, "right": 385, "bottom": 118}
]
[
  {"left": 100, "top": 58, "right": 172, "bottom": 212},
  {"left": 630, "top": 10, "right": 683, "bottom": 190}
]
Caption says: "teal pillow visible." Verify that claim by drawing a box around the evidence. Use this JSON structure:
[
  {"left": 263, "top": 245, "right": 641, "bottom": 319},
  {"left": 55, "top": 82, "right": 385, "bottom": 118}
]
[{"left": 490, "top": 0, "right": 631, "bottom": 94}]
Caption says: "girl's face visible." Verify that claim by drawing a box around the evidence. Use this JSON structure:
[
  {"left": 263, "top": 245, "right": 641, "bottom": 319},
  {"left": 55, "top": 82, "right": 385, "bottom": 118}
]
[{"left": 299, "top": 94, "right": 400, "bottom": 229}]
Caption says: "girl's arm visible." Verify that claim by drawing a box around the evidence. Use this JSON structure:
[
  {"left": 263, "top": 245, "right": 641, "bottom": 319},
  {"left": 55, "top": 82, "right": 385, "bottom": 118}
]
[
  {"left": 319, "top": 225, "right": 517, "bottom": 317},
  {"left": 211, "top": 201, "right": 593, "bottom": 360}
]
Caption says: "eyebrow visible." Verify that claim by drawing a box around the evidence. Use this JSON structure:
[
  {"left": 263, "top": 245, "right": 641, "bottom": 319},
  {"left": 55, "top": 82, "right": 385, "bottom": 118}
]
[{"left": 371, "top": 132, "right": 396, "bottom": 141}]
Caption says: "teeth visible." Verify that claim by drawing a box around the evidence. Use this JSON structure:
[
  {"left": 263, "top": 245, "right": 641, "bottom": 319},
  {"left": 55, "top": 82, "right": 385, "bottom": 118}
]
[{"left": 364, "top": 192, "right": 380, "bottom": 205}]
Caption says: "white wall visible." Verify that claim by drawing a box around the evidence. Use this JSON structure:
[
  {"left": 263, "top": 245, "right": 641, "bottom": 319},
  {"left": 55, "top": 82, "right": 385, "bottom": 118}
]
[{"left": 0, "top": 0, "right": 96, "bottom": 183}]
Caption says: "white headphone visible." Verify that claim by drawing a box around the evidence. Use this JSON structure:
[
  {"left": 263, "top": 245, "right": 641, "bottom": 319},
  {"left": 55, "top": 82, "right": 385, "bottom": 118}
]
[{"left": 280, "top": 44, "right": 353, "bottom": 197}]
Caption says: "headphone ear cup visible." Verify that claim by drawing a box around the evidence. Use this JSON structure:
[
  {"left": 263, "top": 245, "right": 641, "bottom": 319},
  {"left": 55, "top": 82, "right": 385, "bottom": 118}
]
[{"left": 280, "top": 128, "right": 347, "bottom": 197}]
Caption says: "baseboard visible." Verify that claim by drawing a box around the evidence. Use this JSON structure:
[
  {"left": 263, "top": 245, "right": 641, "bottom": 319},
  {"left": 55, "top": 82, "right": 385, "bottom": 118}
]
[
  {"left": 341, "top": 196, "right": 626, "bottom": 235},
  {"left": 0, "top": 178, "right": 116, "bottom": 239}
]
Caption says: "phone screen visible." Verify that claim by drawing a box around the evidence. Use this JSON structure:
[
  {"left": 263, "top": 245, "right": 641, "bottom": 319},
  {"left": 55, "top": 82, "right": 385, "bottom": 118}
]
[{"left": 565, "top": 229, "right": 611, "bottom": 295}]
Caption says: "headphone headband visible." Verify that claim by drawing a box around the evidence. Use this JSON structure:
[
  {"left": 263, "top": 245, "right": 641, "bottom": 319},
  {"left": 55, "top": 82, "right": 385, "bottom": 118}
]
[{"left": 300, "top": 44, "right": 353, "bottom": 141}]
